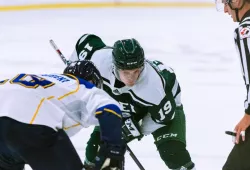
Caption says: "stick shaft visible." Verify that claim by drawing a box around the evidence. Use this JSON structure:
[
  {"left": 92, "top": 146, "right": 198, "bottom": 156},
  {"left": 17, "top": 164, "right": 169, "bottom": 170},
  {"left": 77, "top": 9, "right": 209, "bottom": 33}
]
[
  {"left": 49, "top": 39, "right": 70, "bottom": 66},
  {"left": 126, "top": 145, "right": 145, "bottom": 170}
]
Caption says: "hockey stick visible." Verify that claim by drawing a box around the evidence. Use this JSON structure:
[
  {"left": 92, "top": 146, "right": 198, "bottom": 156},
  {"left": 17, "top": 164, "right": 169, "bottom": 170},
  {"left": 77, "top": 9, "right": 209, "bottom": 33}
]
[
  {"left": 49, "top": 39, "right": 145, "bottom": 170},
  {"left": 126, "top": 145, "right": 145, "bottom": 170},
  {"left": 49, "top": 39, "right": 71, "bottom": 66}
]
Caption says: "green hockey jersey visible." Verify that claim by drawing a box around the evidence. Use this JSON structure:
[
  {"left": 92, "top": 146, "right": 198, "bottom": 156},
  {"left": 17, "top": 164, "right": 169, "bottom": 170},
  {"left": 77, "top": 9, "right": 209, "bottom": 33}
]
[{"left": 69, "top": 34, "right": 182, "bottom": 127}]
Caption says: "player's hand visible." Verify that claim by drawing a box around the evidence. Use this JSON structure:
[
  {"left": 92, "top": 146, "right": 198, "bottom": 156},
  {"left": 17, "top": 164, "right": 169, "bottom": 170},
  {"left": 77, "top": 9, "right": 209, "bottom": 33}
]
[
  {"left": 94, "top": 142, "right": 126, "bottom": 170},
  {"left": 234, "top": 113, "right": 250, "bottom": 144},
  {"left": 122, "top": 117, "right": 143, "bottom": 143}
]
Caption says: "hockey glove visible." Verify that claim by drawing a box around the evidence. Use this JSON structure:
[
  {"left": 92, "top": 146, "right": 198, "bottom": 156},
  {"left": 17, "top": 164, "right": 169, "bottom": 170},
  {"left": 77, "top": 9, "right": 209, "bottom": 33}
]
[
  {"left": 94, "top": 142, "right": 126, "bottom": 170},
  {"left": 122, "top": 117, "right": 143, "bottom": 143}
]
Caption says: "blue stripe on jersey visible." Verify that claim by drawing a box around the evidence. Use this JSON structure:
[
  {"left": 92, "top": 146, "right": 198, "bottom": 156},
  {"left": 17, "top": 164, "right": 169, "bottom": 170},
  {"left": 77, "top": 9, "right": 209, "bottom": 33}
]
[
  {"left": 48, "top": 74, "right": 96, "bottom": 89},
  {"left": 95, "top": 104, "right": 122, "bottom": 144},
  {"left": 77, "top": 77, "right": 95, "bottom": 89},
  {"left": 65, "top": 74, "right": 95, "bottom": 89}
]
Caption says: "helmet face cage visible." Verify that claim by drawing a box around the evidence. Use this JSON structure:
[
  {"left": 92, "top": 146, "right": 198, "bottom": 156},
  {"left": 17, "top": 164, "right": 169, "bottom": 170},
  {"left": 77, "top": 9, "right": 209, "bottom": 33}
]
[
  {"left": 112, "top": 38, "right": 145, "bottom": 70},
  {"left": 64, "top": 60, "right": 103, "bottom": 89}
]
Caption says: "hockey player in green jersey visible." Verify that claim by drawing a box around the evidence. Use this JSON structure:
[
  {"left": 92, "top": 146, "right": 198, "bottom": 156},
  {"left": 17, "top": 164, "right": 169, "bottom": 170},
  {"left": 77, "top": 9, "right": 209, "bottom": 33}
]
[{"left": 69, "top": 34, "right": 195, "bottom": 170}]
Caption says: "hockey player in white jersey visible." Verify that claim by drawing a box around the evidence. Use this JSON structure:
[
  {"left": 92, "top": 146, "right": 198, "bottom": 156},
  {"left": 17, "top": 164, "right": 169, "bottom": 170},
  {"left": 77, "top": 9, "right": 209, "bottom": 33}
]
[
  {"left": 69, "top": 34, "right": 195, "bottom": 170},
  {"left": 0, "top": 60, "right": 125, "bottom": 170}
]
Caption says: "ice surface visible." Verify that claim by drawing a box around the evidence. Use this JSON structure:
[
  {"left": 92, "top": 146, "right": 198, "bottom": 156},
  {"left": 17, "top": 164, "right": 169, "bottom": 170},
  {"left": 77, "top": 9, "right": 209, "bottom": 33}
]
[{"left": 0, "top": 7, "right": 242, "bottom": 170}]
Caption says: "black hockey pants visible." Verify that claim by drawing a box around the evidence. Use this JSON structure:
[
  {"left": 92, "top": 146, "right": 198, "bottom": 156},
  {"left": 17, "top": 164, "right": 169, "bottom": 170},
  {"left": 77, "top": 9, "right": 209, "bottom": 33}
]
[
  {"left": 0, "top": 117, "right": 83, "bottom": 170},
  {"left": 223, "top": 127, "right": 250, "bottom": 170}
]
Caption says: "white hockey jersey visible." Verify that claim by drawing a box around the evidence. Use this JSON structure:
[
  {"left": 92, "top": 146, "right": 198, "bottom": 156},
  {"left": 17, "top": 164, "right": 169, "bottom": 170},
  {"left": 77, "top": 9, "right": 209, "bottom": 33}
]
[
  {"left": 69, "top": 34, "right": 182, "bottom": 133},
  {"left": 0, "top": 73, "right": 120, "bottom": 134}
]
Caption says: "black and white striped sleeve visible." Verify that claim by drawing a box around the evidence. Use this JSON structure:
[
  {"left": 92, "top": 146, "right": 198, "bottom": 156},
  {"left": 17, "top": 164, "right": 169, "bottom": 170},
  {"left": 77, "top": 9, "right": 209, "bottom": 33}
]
[{"left": 235, "top": 18, "right": 250, "bottom": 114}]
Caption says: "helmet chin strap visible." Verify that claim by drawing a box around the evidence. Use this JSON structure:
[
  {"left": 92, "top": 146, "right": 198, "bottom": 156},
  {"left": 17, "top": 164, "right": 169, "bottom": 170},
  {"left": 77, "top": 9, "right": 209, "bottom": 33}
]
[
  {"left": 236, "top": 9, "right": 240, "bottom": 22},
  {"left": 229, "top": 0, "right": 246, "bottom": 22}
]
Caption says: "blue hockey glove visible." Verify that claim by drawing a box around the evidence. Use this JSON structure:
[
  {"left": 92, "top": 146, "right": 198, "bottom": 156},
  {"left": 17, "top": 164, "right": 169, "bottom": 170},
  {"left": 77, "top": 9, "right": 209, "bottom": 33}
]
[{"left": 94, "top": 142, "right": 126, "bottom": 170}]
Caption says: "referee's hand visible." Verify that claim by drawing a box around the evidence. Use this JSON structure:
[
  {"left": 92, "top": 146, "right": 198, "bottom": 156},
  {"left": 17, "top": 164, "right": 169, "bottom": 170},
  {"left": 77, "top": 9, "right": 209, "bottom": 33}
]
[{"left": 234, "top": 114, "right": 250, "bottom": 144}]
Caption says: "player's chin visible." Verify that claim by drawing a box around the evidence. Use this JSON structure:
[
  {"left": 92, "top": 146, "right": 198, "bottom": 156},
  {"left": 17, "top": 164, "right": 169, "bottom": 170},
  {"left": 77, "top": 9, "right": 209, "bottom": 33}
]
[{"left": 125, "top": 82, "right": 136, "bottom": 87}]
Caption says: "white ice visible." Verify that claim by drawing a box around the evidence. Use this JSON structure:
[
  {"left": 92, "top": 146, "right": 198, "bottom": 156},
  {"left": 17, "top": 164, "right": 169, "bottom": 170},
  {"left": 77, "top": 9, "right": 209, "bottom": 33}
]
[{"left": 0, "top": 7, "right": 243, "bottom": 170}]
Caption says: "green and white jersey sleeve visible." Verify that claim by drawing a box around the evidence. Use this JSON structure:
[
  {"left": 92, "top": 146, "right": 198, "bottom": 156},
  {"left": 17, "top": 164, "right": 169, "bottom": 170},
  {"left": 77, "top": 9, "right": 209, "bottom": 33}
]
[
  {"left": 149, "top": 60, "right": 181, "bottom": 106},
  {"left": 69, "top": 34, "right": 106, "bottom": 62},
  {"left": 68, "top": 34, "right": 114, "bottom": 85},
  {"left": 146, "top": 60, "right": 182, "bottom": 125}
]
